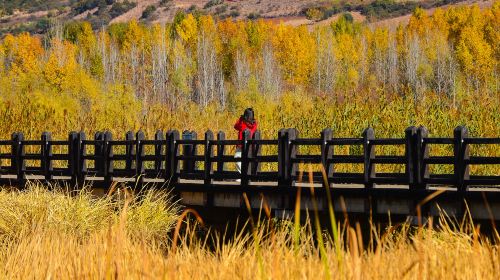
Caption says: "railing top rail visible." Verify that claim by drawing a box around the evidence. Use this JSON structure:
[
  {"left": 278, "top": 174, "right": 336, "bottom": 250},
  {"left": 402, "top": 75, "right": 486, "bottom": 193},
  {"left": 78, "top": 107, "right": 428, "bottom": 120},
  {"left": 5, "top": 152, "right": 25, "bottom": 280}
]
[
  {"left": 176, "top": 139, "right": 205, "bottom": 145},
  {"left": 464, "top": 138, "right": 500, "bottom": 144},
  {"left": 208, "top": 139, "right": 242, "bottom": 145},
  {"left": 328, "top": 138, "right": 364, "bottom": 145},
  {"left": 109, "top": 140, "right": 137, "bottom": 145},
  {"left": 209, "top": 139, "right": 278, "bottom": 145},
  {"left": 21, "top": 140, "right": 45, "bottom": 145},
  {"left": 51, "top": 140, "right": 69, "bottom": 145},
  {"left": 82, "top": 140, "right": 103, "bottom": 145},
  {"left": 291, "top": 138, "right": 323, "bottom": 145},
  {"left": 246, "top": 139, "right": 278, "bottom": 145},
  {"left": 370, "top": 138, "right": 406, "bottom": 145},
  {"left": 139, "top": 139, "right": 166, "bottom": 145},
  {"left": 423, "top": 137, "right": 454, "bottom": 144}
]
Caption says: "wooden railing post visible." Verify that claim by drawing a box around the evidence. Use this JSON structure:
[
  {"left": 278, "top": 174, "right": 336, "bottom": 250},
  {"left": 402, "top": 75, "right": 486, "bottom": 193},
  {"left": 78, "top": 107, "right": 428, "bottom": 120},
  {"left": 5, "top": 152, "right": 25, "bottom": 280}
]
[
  {"left": 136, "top": 131, "right": 145, "bottom": 188},
  {"left": 278, "top": 129, "right": 288, "bottom": 186},
  {"left": 204, "top": 130, "right": 214, "bottom": 206},
  {"left": 288, "top": 128, "right": 298, "bottom": 186},
  {"left": 362, "top": 128, "right": 375, "bottom": 188},
  {"left": 321, "top": 128, "right": 333, "bottom": 179},
  {"left": 68, "top": 131, "right": 78, "bottom": 187},
  {"left": 251, "top": 130, "right": 262, "bottom": 175},
  {"left": 165, "top": 130, "right": 172, "bottom": 182},
  {"left": 103, "top": 131, "right": 113, "bottom": 186},
  {"left": 94, "top": 132, "right": 104, "bottom": 177},
  {"left": 181, "top": 130, "right": 189, "bottom": 172},
  {"left": 17, "top": 132, "right": 25, "bottom": 187},
  {"left": 416, "top": 126, "right": 429, "bottom": 189},
  {"left": 216, "top": 131, "right": 226, "bottom": 173},
  {"left": 125, "top": 131, "right": 135, "bottom": 174},
  {"left": 166, "top": 130, "right": 180, "bottom": 185},
  {"left": 454, "top": 126, "right": 469, "bottom": 192},
  {"left": 191, "top": 131, "right": 198, "bottom": 172},
  {"left": 154, "top": 130, "right": 164, "bottom": 174},
  {"left": 182, "top": 130, "right": 197, "bottom": 173},
  {"left": 241, "top": 129, "right": 251, "bottom": 187},
  {"left": 10, "top": 132, "right": 18, "bottom": 176},
  {"left": 463, "top": 130, "right": 470, "bottom": 188},
  {"left": 204, "top": 130, "right": 214, "bottom": 186},
  {"left": 41, "top": 132, "right": 53, "bottom": 181},
  {"left": 78, "top": 131, "right": 86, "bottom": 187},
  {"left": 12, "top": 132, "right": 25, "bottom": 188},
  {"left": 405, "top": 126, "right": 417, "bottom": 190}
]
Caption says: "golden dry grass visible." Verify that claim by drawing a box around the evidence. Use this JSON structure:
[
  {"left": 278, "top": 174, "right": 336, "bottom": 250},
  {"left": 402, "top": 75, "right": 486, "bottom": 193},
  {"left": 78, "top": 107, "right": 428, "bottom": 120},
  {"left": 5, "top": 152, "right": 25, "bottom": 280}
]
[
  {"left": 0, "top": 182, "right": 180, "bottom": 242},
  {"left": 0, "top": 183, "right": 499, "bottom": 279}
]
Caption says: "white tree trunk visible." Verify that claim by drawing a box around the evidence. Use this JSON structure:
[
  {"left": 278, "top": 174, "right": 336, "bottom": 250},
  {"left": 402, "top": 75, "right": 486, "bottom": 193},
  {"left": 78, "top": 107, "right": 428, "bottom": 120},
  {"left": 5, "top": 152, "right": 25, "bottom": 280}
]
[
  {"left": 260, "top": 43, "right": 282, "bottom": 99},
  {"left": 196, "top": 30, "right": 225, "bottom": 107}
]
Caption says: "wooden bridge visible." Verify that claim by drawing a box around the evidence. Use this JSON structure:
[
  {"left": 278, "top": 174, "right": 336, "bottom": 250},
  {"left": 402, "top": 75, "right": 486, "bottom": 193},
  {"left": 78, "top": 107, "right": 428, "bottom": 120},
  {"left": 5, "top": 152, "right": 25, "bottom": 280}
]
[{"left": 0, "top": 126, "right": 499, "bottom": 221}]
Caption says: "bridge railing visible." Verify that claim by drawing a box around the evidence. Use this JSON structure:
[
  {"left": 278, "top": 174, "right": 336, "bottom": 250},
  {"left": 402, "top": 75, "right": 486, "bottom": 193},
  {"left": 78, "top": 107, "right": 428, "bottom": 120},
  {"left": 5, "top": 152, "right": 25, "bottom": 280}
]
[
  {"left": 0, "top": 126, "right": 498, "bottom": 191},
  {"left": 462, "top": 134, "right": 500, "bottom": 188},
  {"left": 0, "top": 138, "right": 16, "bottom": 178},
  {"left": 207, "top": 130, "right": 280, "bottom": 186},
  {"left": 287, "top": 127, "right": 415, "bottom": 188}
]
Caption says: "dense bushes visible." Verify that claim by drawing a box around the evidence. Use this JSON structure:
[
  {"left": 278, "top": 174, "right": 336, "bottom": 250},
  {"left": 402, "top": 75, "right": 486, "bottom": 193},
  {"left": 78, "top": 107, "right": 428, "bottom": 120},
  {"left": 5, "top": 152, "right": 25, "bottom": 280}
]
[
  {"left": 303, "top": 0, "right": 469, "bottom": 22},
  {"left": 361, "top": 0, "right": 418, "bottom": 20},
  {"left": 74, "top": 0, "right": 102, "bottom": 14},
  {"left": 204, "top": 0, "right": 224, "bottom": 9},
  {"left": 141, "top": 5, "right": 157, "bottom": 19},
  {"left": 73, "top": 0, "right": 137, "bottom": 28},
  {"left": 109, "top": 0, "right": 136, "bottom": 18},
  {"left": 0, "top": 0, "right": 62, "bottom": 14}
]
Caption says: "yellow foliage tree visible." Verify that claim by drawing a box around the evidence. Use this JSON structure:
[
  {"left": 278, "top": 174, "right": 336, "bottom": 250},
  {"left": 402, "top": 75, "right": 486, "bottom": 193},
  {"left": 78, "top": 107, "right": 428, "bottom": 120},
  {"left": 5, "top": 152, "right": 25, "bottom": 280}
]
[
  {"left": 2, "top": 33, "right": 44, "bottom": 78},
  {"left": 407, "top": 7, "right": 432, "bottom": 36},
  {"left": 218, "top": 19, "right": 248, "bottom": 76},
  {"left": 43, "top": 40, "right": 79, "bottom": 92},
  {"left": 77, "top": 22, "right": 97, "bottom": 55},
  {"left": 455, "top": 6, "right": 494, "bottom": 88},
  {"left": 176, "top": 14, "right": 198, "bottom": 50},
  {"left": 272, "top": 24, "right": 315, "bottom": 85},
  {"left": 122, "top": 20, "right": 145, "bottom": 51},
  {"left": 333, "top": 33, "right": 360, "bottom": 91}
]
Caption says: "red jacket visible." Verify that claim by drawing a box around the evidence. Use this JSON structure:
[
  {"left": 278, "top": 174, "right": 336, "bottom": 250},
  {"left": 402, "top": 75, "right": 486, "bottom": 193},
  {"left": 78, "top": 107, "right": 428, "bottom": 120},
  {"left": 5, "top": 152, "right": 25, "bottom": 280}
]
[{"left": 234, "top": 117, "right": 258, "bottom": 141}]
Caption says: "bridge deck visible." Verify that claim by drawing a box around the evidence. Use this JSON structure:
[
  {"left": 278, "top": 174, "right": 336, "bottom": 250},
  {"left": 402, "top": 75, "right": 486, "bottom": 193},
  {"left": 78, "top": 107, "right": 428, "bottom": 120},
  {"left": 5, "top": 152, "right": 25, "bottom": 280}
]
[
  {"left": 1, "top": 175, "right": 499, "bottom": 221},
  {"left": 4, "top": 174, "right": 497, "bottom": 190}
]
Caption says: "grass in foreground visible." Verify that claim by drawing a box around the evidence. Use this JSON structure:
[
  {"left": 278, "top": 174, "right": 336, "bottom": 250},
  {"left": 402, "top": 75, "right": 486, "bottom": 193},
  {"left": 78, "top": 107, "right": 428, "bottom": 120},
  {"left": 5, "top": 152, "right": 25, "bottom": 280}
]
[
  {"left": 0, "top": 182, "right": 180, "bottom": 243},
  {"left": 0, "top": 183, "right": 499, "bottom": 279}
]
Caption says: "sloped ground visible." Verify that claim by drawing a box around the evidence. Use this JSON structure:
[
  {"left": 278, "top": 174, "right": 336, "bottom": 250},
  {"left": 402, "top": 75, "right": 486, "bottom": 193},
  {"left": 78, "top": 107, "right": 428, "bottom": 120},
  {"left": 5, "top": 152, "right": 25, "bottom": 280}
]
[
  {"left": 110, "top": 0, "right": 161, "bottom": 23},
  {"left": 0, "top": 0, "right": 496, "bottom": 35}
]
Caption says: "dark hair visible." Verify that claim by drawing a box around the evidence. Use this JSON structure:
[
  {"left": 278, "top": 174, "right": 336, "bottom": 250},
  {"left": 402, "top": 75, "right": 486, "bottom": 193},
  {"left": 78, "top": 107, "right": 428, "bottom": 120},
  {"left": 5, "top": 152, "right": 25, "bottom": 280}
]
[{"left": 242, "top": 108, "right": 255, "bottom": 124}]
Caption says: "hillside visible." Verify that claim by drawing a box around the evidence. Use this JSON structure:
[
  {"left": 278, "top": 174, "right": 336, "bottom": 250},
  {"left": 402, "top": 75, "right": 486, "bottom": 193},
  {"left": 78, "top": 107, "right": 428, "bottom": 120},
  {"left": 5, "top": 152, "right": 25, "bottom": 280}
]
[{"left": 0, "top": 0, "right": 493, "bottom": 35}]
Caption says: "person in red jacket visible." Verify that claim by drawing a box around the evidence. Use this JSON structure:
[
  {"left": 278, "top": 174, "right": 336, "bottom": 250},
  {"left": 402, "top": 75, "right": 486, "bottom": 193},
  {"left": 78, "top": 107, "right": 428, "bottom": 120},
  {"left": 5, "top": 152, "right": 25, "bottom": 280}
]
[{"left": 234, "top": 108, "right": 258, "bottom": 175}]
